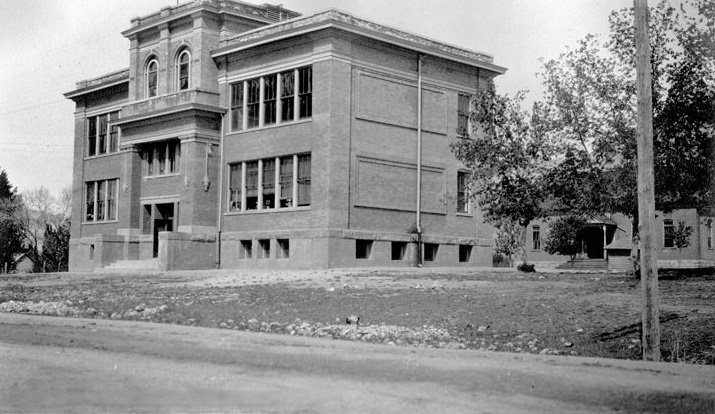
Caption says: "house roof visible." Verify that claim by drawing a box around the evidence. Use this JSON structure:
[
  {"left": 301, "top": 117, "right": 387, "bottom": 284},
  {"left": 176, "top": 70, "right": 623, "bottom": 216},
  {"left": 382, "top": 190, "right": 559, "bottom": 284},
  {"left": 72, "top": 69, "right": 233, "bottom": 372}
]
[
  {"left": 212, "top": 9, "right": 507, "bottom": 74},
  {"left": 604, "top": 237, "right": 632, "bottom": 250}
]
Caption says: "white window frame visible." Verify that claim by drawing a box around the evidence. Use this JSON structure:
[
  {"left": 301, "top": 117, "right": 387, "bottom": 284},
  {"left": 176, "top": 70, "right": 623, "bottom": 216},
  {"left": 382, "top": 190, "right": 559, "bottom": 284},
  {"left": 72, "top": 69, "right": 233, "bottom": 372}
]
[
  {"left": 663, "top": 219, "right": 674, "bottom": 248},
  {"left": 145, "top": 58, "right": 159, "bottom": 98},
  {"left": 176, "top": 49, "right": 191, "bottom": 91},
  {"left": 457, "top": 92, "right": 471, "bottom": 138},
  {"left": 229, "top": 66, "right": 311, "bottom": 132},
  {"left": 144, "top": 141, "right": 180, "bottom": 177},
  {"left": 227, "top": 153, "right": 310, "bottom": 213},
  {"left": 85, "top": 178, "right": 119, "bottom": 223},
  {"left": 86, "top": 111, "right": 120, "bottom": 157}
]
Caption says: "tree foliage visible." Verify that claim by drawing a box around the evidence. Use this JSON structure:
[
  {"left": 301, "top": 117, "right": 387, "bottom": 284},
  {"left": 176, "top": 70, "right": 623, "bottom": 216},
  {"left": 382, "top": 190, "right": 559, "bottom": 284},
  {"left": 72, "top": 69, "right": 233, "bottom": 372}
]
[
  {"left": 17, "top": 186, "right": 71, "bottom": 273},
  {"left": 543, "top": 216, "right": 588, "bottom": 260},
  {"left": 492, "top": 220, "right": 523, "bottom": 267},
  {"left": 0, "top": 169, "right": 23, "bottom": 273},
  {"left": 672, "top": 220, "right": 694, "bottom": 253}
]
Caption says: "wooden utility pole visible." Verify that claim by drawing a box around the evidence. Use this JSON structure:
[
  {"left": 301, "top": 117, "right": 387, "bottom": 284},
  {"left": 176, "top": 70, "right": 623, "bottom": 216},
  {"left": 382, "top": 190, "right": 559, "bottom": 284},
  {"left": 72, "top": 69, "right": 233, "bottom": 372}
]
[{"left": 634, "top": 0, "right": 660, "bottom": 361}]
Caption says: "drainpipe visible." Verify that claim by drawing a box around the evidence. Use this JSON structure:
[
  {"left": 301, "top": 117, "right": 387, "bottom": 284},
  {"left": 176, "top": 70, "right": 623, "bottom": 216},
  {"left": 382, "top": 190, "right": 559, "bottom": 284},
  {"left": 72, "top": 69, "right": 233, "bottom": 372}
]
[
  {"left": 416, "top": 54, "right": 424, "bottom": 267},
  {"left": 216, "top": 111, "right": 226, "bottom": 269}
]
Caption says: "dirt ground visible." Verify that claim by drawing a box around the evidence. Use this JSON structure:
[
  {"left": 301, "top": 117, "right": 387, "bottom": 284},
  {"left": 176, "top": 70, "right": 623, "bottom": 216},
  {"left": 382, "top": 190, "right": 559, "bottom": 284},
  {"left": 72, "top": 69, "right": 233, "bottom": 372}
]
[
  {"left": 1, "top": 267, "right": 714, "bottom": 364},
  {"left": 2, "top": 313, "right": 714, "bottom": 414}
]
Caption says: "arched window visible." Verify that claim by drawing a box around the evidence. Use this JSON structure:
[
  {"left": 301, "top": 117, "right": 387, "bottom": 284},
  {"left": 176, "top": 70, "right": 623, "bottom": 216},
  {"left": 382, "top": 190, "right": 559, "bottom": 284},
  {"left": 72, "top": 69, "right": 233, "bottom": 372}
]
[
  {"left": 176, "top": 49, "right": 190, "bottom": 91},
  {"left": 145, "top": 58, "right": 158, "bottom": 98}
]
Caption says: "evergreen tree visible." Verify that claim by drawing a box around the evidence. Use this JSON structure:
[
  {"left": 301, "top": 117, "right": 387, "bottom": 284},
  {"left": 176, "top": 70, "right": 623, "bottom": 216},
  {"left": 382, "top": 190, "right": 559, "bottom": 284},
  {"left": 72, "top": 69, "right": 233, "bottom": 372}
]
[{"left": 0, "top": 169, "right": 23, "bottom": 273}]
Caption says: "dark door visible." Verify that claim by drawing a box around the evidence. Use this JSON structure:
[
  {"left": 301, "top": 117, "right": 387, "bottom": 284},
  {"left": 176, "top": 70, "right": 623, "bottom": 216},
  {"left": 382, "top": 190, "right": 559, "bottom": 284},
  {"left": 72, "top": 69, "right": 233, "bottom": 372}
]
[
  {"left": 582, "top": 226, "right": 604, "bottom": 259},
  {"left": 152, "top": 203, "right": 174, "bottom": 258}
]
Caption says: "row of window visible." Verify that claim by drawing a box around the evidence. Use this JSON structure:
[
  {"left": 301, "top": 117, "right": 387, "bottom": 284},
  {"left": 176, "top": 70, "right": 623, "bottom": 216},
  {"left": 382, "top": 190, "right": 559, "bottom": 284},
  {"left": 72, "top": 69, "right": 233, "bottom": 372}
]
[
  {"left": 238, "top": 239, "right": 290, "bottom": 260},
  {"left": 357, "top": 240, "right": 473, "bottom": 263},
  {"left": 529, "top": 220, "right": 714, "bottom": 251},
  {"left": 85, "top": 179, "right": 118, "bottom": 222},
  {"left": 229, "top": 153, "right": 311, "bottom": 212},
  {"left": 87, "top": 112, "right": 119, "bottom": 157},
  {"left": 145, "top": 49, "right": 191, "bottom": 98},
  {"left": 230, "top": 66, "right": 312, "bottom": 131}
]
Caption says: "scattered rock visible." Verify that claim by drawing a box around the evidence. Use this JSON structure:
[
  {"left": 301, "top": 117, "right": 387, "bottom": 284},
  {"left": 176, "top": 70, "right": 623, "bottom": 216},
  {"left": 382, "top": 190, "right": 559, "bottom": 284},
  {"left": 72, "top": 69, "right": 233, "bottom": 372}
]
[
  {"left": 477, "top": 325, "right": 489, "bottom": 332},
  {"left": 564, "top": 342, "right": 574, "bottom": 348},
  {"left": 346, "top": 315, "right": 360, "bottom": 325}
]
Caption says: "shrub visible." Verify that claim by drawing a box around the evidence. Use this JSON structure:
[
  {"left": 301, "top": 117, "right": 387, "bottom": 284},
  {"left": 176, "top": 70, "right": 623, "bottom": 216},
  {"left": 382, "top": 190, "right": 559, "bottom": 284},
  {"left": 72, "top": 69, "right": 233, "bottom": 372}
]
[{"left": 517, "top": 263, "right": 536, "bottom": 272}]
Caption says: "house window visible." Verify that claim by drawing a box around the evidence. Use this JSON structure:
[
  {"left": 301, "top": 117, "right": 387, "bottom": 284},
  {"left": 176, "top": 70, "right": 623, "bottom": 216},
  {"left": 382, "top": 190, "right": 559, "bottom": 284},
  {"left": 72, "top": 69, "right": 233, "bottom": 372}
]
[
  {"left": 279, "top": 156, "right": 293, "bottom": 208},
  {"left": 247, "top": 78, "right": 260, "bottom": 128},
  {"left": 85, "top": 179, "right": 118, "bottom": 222},
  {"left": 227, "top": 153, "right": 310, "bottom": 212},
  {"left": 176, "top": 49, "right": 190, "bottom": 91},
  {"left": 424, "top": 243, "right": 439, "bottom": 262},
  {"left": 663, "top": 219, "right": 674, "bottom": 248},
  {"left": 229, "top": 163, "right": 242, "bottom": 211},
  {"left": 229, "top": 65, "right": 312, "bottom": 132},
  {"left": 245, "top": 161, "right": 259, "bottom": 210},
  {"left": 457, "top": 171, "right": 469, "bottom": 213},
  {"left": 391, "top": 241, "right": 407, "bottom": 261},
  {"left": 230, "top": 82, "right": 244, "bottom": 131},
  {"left": 277, "top": 239, "right": 290, "bottom": 259},
  {"left": 262, "top": 158, "right": 276, "bottom": 209},
  {"left": 356, "top": 240, "right": 373, "bottom": 259},
  {"left": 459, "top": 245, "right": 472, "bottom": 263},
  {"left": 708, "top": 221, "right": 713, "bottom": 249},
  {"left": 280, "top": 70, "right": 295, "bottom": 122},
  {"left": 457, "top": 93, "right": 470, "bottom": 137},
  {"left": 297, "top": 154, "right": 311, "bottom": 206},
  {"left": 298, "top": 66, "right": 312, "bottom": 119},
  {"left": 144, "top": 141, "right": 180, "bottom": 177},
  {"left": 533, "top": 225, "right": 541, "bottom": 250},
  {"left": 263, "top": 74, "right": 277, "bottom": 126},
  {"left": 86, "top": 111, "right": 119, "bottom": 157},
  {"left": 146, "top": 58, "right": 158, "bottom": 98}
]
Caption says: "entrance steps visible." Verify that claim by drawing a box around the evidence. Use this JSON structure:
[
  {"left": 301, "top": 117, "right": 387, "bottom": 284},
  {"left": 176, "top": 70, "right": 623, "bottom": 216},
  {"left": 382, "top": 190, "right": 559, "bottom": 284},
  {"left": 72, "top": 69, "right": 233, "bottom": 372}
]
[
  {"left": 556, "top": 259, "right": 608, "bottom": 270},
  {"left": 101, "top": 258, "right": 159, "bottom": 272}
]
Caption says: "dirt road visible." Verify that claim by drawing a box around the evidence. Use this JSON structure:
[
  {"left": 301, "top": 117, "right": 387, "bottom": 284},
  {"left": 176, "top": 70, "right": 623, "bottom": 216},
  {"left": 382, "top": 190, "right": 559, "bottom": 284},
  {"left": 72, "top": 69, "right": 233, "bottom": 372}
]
[{"left": 1, "top": 313, "right": 713, "bottom": 413}]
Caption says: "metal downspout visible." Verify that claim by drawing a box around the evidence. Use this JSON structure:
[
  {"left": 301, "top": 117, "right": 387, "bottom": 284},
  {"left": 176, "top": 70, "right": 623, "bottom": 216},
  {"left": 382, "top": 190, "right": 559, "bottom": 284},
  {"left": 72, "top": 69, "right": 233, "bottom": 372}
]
[
  {"left": 416, "top": 54, "right": 424, "bottom": 267},
  {"left": 216, "top": 110, "right": 226, "bottom": 269}
]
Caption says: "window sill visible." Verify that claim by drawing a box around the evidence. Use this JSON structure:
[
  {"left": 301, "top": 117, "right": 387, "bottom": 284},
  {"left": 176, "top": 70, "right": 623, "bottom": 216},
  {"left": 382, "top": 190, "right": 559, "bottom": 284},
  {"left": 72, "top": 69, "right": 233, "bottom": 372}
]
[
  {"left": 143, "top": 173, "right": 181, "bottom": 180},
  {"left": 84, "top": 152, "right": 121, "bottom": 160},
  {"left": 82, "top": 220, "right": 119, "bottom": 225},
  {"left": 225, "top": 206, "right": 310, "bottom": 216},
  {"left": 456, "top": 212, "right": 473, "bottom": 217},
  {"left": 226, "top": 118, "right": 312, "bottom": 136}
]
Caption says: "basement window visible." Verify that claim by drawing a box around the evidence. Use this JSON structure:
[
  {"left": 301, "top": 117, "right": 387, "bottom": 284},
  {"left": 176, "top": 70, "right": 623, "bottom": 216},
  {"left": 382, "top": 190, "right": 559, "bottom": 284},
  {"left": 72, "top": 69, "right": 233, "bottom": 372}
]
[
  {"left": 239, "top": 240, "right": 252, "bottom": 259},
  {"left": 391, "top": 241, "right": 407, "bottom": 261},
  {"left": 459, "top": 245, "right": 472, "bottom": 263},
  {"left": 258, "top": 239, "right": 270, "bottom": 259},
  {"left": 277, "top": 239, "right": 290, "bottom": 259},
  {"left": 424, "top": 243, "right": 439, "bottom": 262},
  {"left": 356, "top": 240, "right": 373, "bottom": 260}
]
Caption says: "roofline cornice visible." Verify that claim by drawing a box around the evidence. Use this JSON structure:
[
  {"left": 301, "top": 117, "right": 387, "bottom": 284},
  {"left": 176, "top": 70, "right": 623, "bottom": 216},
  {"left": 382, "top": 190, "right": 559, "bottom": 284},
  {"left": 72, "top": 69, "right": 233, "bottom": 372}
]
[{"left": 212, "top": 9, "right": 507, "bottom": 74}]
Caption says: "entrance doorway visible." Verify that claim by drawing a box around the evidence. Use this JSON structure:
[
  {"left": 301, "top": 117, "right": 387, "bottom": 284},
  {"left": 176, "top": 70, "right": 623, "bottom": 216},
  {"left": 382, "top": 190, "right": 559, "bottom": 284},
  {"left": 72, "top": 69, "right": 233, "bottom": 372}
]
[{"left": 143, "top": 203, "right": 177, "bottom": 258}]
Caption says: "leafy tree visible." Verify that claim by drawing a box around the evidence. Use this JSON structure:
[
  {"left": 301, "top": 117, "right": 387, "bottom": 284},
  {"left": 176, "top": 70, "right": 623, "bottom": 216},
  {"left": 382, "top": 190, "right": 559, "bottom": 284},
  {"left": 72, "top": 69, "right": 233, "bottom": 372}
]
[
  {"left": 492, "top": 220, "right": 523, "bottom": 267},
  {"left": 672, "top": 220, "right": 694, "bottom": 254},
  {"left": 451, "top": 82, "right": 553, "bottom": 264},
  {"left": 17, "top": 186, "right": 71, "bottom": 273},
  {"left": 42, "top": 221, "right": 70, "bottom": 272},
  {"left": 543, "top": 216, "right": 588, "bottom": 261},
  {"left": 0, "top": 169, "right": 23, "bottom": 273}
]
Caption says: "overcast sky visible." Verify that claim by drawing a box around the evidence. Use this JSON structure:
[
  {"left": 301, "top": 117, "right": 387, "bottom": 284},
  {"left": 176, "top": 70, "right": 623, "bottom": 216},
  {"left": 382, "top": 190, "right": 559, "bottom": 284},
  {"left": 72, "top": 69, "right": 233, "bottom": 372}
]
[{"left": 0, "top": 0, "right": 630, "bottom": 195}]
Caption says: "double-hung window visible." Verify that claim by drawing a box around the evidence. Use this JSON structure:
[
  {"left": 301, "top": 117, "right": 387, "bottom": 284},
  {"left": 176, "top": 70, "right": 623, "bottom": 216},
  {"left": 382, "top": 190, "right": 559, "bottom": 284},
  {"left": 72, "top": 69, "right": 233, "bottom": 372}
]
[
  {"left": 146, "top": 58, "right": 158, "bottom": 98},
  {"left": 533, "top": 226, "right": 541, "bottom": 250},
  {"left": 663, "top": 219, "right": 674, "bottom": 248},
  {"left": 86, "top": 111, "right": 120, "bottom": 157},
  {"left": 228, "top": 153, "right": 311, "bottom": 212},
  {"left": 85, "top": 179, "right": 118, "bottom": 222},
  {"left": 176, "top": 50, "right": 190, "bottom": 91},
  {"left": 230, "top": 66, "right": 312, "bottom": 131},
  {"left": 457, "top": 93, "right": 470, "bottom": 137},
  {"left": 144, "top": 141, "right": 180, "bottom": 177},
  {"left": 457, "top": 171, "right": 469, "bottom": 213},
  {"left": 708, "top": 221, "right": 713, "bottom": 249}
]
